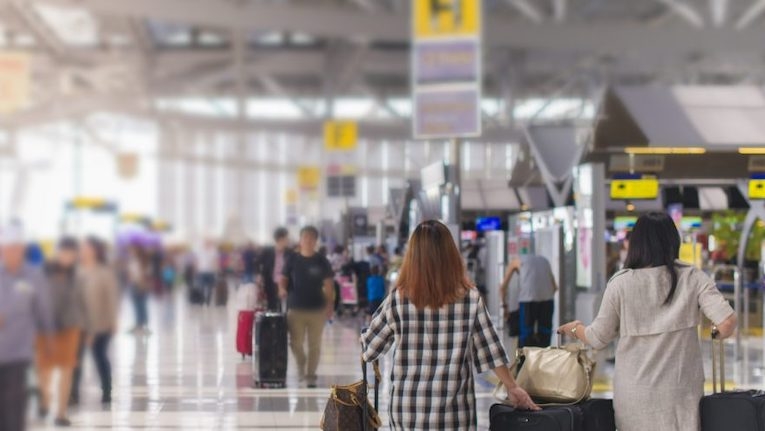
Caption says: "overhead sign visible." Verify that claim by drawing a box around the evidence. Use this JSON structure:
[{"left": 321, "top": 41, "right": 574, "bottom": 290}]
[
  {"left": 412, "top": 0, "right": 482, "bottom": 140},
  {"left": 297, "top": 166, "right": 321, "bottom": 191},
  {"left": 414, "top": 88, "right": 480, "bottom": 139},
  {"left": 324, "top": 121, "right": 358, "bottom": 151},
  {"left": 0, "top": 52, "right": 30, "bottom": 114},
  {"left": 68, "top": 197, "right": 117, "bottom": 212},
  {"left": 413, "top": 0, "right": 480, "bottom": 38},
  {"left": 610, "top": 175, "right": 660, "bottom": 200},
  {"left": 116, "top": 152, "right": 139, "bottom": 179},
  {"left": 750, "top": 174, "right": 765, "bottom": 199}
]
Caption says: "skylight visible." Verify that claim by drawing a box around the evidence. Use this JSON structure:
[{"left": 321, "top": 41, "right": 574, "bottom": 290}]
[{"left": 34, "top": 3, "right": 99, "bottom": 47}]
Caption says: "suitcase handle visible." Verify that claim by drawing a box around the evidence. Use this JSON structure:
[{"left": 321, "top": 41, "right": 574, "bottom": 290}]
[
  {"left": 361, "top": 329, "right": 381, "bottom": 431},
  {"left": 711, "top": 326, "right": 725, "bottom": 393}
]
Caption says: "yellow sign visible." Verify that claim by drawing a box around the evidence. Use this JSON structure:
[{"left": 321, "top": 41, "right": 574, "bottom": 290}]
[
  {"left": 413, "top": 0, "right": 481, "bottom": 39},
  {"left": 297, "top": 166, "right": 321, "bottom": 190},
  {"left": 610, "top": 178, "right": 659, "bottom": 200},
  {"left": 0, "top": 52, "right": 30, "bottom": 113},
  {"left": 285, "top": 189, "right": 299, "bottom": 205},
  {"left": 679, "top": 243, "right": 702, "bottom": 268},
  {"left": 750, "top": 178, "right": 765, "bottom": 199},
  {"left": 71, "top": 196, "right": 107, "bottom": 209},
  {"left": 324, "top": 121, "right": 358, "bottom": 151}
]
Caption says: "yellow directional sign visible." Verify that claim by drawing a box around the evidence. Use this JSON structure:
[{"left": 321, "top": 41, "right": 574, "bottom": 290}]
[
  {"left": 750, "top": 178, "right": 765, "bottom": 199},
  {"left": 324, "top": 121, "right": 358, "bottom": 151},
  {"left": 71, "top": 196, "right": 107, "bottom": 209},
  {"left": 610, "top": 177, "right": 659, "bottom": 200},
  {"left": 297, "top": 166, "right": 321, "bottom": 190},
  {"left": 413, "top": 0, "right": 481, "bottom": 39}
]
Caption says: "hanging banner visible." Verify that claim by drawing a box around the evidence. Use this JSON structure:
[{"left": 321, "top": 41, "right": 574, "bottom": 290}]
[
  {"left": 412, "top": 0, "right": 482, "bottom": 139},
  {"left": 324, "top": 121, "right": 358, "bottom": 151},
  {"left": 0, "top": 52, "right": 30, "bottom": 114}
]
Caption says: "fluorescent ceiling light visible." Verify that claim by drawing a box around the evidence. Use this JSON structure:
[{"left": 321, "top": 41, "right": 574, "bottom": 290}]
[
  {"left": 624, "top": 147, "right": 706, "bottom": 155},
  {"left": 739, "top": 147, "right": 765, "bottom": 155}
]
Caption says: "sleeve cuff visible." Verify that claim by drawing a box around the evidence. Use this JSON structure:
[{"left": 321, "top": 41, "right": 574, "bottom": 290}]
[{"left": 585, "top": 326, "right": 608, "bottom": 350}]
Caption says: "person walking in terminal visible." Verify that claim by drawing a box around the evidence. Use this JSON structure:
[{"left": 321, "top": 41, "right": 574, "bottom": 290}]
[
  {"left": 259, "top": 227, "right": 293, "bottom": 312},
  {"left": 75, "top": 237, "right": 120, "bottom": 405},
  {"left": 499, "top": 254, "right": 557, "bottom": 347},
  {"left": 362, "top": 220, "right": 539, "bottom": 431},
  {"left": 0, "top": 224, "right": 53, "bottom": 431},
  {"left": 279, "top": 226, "right": 334, "bottom": 388},
  {"left": 558, "top": 212, "right": 737, "bottom": 431},
  {"left": 37, "top": 237, "right": 86, "bottom": 426}
]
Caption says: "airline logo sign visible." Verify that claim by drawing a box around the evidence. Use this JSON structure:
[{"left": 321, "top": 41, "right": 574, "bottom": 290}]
[
  {"left": 324, "top": 121, "right": 358, "bottom": 151},
  {"left": 412, "top": 0, "right": 482, "bottom": 140}
]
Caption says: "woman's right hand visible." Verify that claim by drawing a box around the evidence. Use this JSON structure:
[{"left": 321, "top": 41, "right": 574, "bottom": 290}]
[{"left": 506, "top": 385, "right": 541, "bottom": 411}]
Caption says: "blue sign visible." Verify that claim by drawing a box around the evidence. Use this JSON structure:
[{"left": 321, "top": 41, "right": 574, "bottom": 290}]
[{"left": 476, "top": 216, "right": 501, "bottom": 232}]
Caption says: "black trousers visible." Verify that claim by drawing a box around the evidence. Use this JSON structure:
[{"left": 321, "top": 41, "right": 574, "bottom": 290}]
[
  {"left": 0, "top": 361, "right": 28, "bottom": 431},
  {"left": 71, "top": 332, "right": 112, "bottom": 403},
  {"left": 518, "top": 300, "right": 555, "bottom": 348},
  {"left": 92, "top": 333, "right": 112, "bottom": 401}
]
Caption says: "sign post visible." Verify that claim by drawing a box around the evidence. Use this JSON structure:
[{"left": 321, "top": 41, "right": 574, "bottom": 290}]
[
  {"left": 412, "top": 0, "right": 482, "bottom": 234},
  {"left": 412, "top": 0, "right": 482, "bottom": 140}
]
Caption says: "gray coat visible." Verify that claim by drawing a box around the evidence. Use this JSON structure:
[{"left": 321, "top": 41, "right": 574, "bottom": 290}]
[{"left": 585, "top": 262, "right": 734, "bottom": 431}]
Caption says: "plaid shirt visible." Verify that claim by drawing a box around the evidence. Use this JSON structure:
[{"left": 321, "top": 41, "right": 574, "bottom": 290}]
[{"left": 361, "top": 288, "right": 509, "bottom": 430}]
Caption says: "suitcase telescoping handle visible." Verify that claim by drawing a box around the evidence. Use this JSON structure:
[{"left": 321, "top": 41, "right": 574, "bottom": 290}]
[
  {"left": 711, "top": 326, "right": 725, "bottom": 394},
  {"left": 361, "top": 329, "right": 381, "bottom": 431}
]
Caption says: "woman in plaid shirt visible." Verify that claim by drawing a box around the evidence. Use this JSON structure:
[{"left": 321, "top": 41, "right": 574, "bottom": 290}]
[{"left": 361, "top": 220, "right": 539, "bottom": 430}]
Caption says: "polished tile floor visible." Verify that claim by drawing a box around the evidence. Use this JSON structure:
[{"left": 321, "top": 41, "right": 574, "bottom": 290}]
[{"left": 29, "top": 286, "right": 765, "bottom": 430}]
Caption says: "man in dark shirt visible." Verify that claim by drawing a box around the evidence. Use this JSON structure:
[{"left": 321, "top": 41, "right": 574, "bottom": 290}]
[{"left": 279, "top": 226, "right": 334, "bottom": 388}]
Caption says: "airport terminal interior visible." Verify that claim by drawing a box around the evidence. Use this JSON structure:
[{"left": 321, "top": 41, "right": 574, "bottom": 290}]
[{"left": 4, "top": 0, "right": 765, "bottom": 430}]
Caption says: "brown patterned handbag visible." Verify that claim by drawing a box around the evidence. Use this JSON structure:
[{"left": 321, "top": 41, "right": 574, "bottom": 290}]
[{"left": 320, "top": 359, "right": 382, "bottom": 431}]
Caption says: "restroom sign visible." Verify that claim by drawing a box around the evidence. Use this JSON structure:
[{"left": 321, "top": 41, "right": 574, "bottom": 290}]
[{"left": 414, "top": 0, "right": 481, "bottom": 38}]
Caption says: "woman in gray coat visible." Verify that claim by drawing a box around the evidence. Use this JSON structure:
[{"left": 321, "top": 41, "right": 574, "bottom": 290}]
[{"left": 559, "top": 212, "right": 737, "bottom": 431}]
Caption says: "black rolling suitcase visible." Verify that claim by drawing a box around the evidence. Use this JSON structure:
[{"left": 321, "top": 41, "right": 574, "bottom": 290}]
[
  {"left": 253, "top": 312, "right": 288, "bottom": 388},
  {"left": 489, "top": 399, "right": 614, "bottom": 431},
  {"left": 490, "top": 404, "right": 583, "bottom": 431},
  {"left": 701, "top": 330, "right": 765, "bottom": 430}
]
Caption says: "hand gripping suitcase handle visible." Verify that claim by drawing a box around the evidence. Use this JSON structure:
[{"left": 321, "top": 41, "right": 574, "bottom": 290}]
[
  {"left": 361, "top": 328, "right": 381, "bottom": 431},
  {"left": 711, "top": 326, "right": 725, "bottom": 393}
]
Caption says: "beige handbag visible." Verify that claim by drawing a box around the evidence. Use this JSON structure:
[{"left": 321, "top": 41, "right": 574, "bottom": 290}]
[{"left": 495, "top": 339, "right": 595, "bottom": 406}]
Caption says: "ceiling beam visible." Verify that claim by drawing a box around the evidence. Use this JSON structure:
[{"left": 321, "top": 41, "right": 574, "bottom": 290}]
[
  {"left": 33, "top": 0, "right": 765, "bottom": 55},
  {"left": 506, "top": 0, "right": 545, "bottom": 23},
  {"left": 655, "top": 0, "right": 705, "bottom": 28},
  {"left": 736, "top": 0, "right": 765, "bottom": 29},
  {"left": 710, "top": 0, "right": 728, "bottom": 27}
]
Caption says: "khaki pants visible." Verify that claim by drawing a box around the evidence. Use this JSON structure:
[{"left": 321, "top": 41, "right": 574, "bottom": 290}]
[{"left": 287, "top": 309, "right": 325, "bottom": 383}]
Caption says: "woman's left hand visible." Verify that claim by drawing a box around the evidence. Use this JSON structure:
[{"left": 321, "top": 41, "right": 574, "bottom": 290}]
[{"left": 557, "top": 320, "right": 583, "bottom": 336}]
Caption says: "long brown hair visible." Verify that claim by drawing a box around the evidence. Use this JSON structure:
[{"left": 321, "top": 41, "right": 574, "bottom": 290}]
[{"left": 396, "top": 220, "right": 473, "bottom": 309}]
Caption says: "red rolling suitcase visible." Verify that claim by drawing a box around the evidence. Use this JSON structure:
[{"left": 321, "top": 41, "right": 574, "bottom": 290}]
[{"left": 236, "top": 310, "right": 256, "bottom": 359}]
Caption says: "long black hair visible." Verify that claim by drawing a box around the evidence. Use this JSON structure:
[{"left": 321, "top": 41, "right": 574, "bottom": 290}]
[{"left": 623, "top": 212, "right": 681, "bottom": 305}]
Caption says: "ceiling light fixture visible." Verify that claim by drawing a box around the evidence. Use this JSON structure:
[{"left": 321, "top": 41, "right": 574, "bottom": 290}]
[
  {"left": 624, "top": 147, "right": 706, "bottom": 155},
  {"left": 739, "top": 147, "right": 765, "bottom": 155}
]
